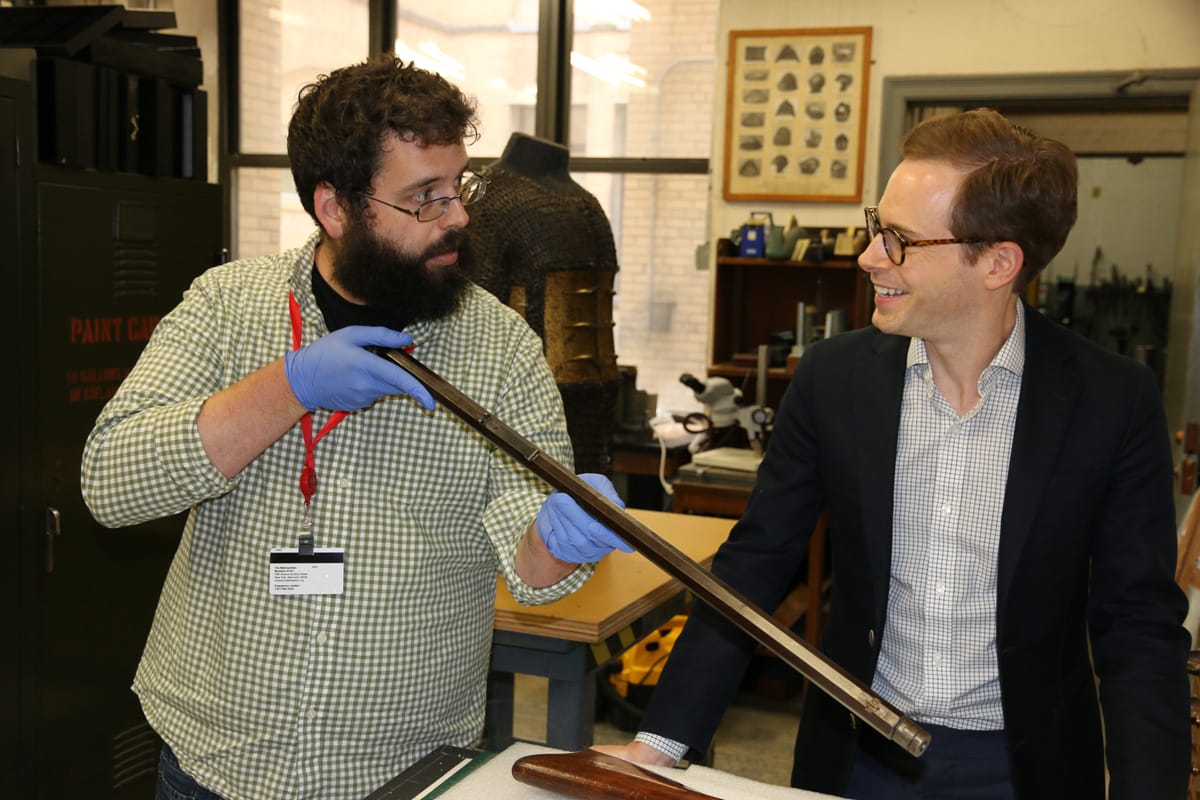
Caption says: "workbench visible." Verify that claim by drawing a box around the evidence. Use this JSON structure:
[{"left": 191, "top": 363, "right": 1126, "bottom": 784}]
[{"left": 487, "top": 508, "right": 736, "bottom": 751}]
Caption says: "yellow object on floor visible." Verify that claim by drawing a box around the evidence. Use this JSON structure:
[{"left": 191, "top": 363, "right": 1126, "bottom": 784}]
[{"left": 608, "top": 614, "right": 687, "bottom": 698}]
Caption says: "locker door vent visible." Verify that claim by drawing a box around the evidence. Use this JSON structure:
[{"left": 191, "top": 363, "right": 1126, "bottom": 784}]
[
  {"left": 113, "top": 199, "right": 159, "bottom": 299},
  {"left": 113, "top": 244, "right": 158, "bottom": 299}
]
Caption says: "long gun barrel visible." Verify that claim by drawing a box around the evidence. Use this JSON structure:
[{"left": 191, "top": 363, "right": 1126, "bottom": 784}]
[{"left": 375, "top": 346, "right": 931, "bottom": 758}]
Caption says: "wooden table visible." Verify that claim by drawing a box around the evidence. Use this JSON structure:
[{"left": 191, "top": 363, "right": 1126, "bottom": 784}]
[
  {"left": 670, "top": 478, "right": 753, "bottom": 518},
  {"left": 610, "top": 440, "right": 691, "bottom": 511},
  {"left": 488, "top": 508, "right": 736, "bottom": 751},
  {"left": 611, "top": 441, "right": 691, "bottom": 479}
]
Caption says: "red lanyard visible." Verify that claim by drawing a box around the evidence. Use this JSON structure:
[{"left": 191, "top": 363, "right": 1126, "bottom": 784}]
[{"left": 288, "top": 292, "right": 348, "bottom": 513}]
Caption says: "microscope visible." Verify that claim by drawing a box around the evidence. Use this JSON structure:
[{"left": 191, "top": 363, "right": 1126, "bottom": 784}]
[{"left": 677, "top": 373, "right": 772, "bottom": 454}]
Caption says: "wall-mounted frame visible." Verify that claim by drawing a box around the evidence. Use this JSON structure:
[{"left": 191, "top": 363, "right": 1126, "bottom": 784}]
[{"left": 723, "top": 27, "right": 871, "bottom": 203}]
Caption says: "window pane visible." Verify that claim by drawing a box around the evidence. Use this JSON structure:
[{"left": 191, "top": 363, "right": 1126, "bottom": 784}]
[
  {"left": 394, "top": 2, "right": 540, "bottom": 158},
  {"left": 239, "top": 1, "right": 369, "bottom": 153},
  {"left": 577, "top": 172, "right": 712, "bottom": 414},
  {"left": 234, "top": 168, "right": 311, "bottom": 260},
  {"left": 571, "top": 0, "right": 718, "bottom": 158}
]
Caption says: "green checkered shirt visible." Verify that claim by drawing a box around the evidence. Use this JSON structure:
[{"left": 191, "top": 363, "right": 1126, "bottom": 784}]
[{"left": 82, "top": 232, "right": 591, "bottom": 799}]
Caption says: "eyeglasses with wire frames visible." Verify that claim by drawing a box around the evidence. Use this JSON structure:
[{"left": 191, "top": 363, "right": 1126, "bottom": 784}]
[
  {"left": 864, "top": 206, "right": 983, "bottom": 266},
  {"left": 359, "top": 173, "right": 489, "bottom": 223}
]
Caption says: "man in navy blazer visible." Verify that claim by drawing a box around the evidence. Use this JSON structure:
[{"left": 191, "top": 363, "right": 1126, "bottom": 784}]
[{"left": 597, "top": 109, "right": 1190, "bottom": 799}]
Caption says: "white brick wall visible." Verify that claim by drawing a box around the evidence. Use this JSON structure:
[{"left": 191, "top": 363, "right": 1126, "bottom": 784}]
[
  {"left": 235, "top": 1, "right": 283, "bottom": 257},
  {"left": 613, "top": 0, "right": 719, "bottom": 415}
]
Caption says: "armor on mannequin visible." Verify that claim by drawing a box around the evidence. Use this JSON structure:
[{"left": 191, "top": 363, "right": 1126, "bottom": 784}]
[{"left": 465, "top": 133, "right": 621, "bottom": 474}]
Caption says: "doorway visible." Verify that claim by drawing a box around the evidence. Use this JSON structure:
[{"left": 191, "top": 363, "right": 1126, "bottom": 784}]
[{"left": 877, "top": 69, "right": 1200, "bottom": 516}]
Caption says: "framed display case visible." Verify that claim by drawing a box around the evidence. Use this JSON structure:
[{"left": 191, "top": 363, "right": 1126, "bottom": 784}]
[{"left": 723, "top": 27, "right": 872, "bottom": 203}]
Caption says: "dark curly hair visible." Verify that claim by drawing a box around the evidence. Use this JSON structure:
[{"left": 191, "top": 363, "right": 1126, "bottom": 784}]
[
  {"left": 287, "top": 55, "right": 479, "bottom": 227},
  {"left": 900, "top": 108, "right": 1077, "bottom": 292}
]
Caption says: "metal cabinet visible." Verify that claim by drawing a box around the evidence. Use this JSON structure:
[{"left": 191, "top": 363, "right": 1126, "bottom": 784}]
[{"left": 4, "top": 75, "right": 222, "bottom": 798}]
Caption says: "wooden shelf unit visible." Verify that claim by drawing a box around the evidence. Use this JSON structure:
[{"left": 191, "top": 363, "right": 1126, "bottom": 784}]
[{"left": 710, "top": 239, "right": 873, "bottom": 408}]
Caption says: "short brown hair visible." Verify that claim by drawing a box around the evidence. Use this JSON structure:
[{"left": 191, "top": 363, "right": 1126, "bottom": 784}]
[
  {"left": 900, "top": 108, "right": 1077, "bottom": 292},
  {"left": 287, "top": 55, "right": 479, "bottom": 227}
]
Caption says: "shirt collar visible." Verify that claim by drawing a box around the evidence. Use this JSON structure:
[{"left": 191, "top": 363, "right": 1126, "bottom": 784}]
[
  {"left": 905, "top": 301, "right": 1027, "bottom": 381},
  {"left": 288, "top": 231, "right": 327, "bottom": 335}
]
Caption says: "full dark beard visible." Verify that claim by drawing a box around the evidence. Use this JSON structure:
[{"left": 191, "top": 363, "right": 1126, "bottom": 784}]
[{"left": 333, "top": 221, "right": 470, "bottom": 325}]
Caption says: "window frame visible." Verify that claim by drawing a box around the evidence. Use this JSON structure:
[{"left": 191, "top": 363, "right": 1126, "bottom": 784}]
[{"left": 217, "top": 0, "right": 709, "bottom": 254}]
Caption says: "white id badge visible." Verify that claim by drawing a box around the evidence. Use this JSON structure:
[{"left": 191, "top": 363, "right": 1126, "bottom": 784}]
[{"left": 269, "top": 548, "right": 345, "bottom": 596}]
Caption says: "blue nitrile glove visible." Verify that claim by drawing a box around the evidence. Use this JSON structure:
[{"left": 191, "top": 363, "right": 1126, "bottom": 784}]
[
  {"left": 284, "top": 326, "right": 435, "bottom": 412},
  {"left": 537, "top": 473, "right": 634, "bottom": 563}
]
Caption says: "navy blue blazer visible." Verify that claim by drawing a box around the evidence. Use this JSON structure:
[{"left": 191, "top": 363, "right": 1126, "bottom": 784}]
[{"left": 640, "top": 304, "right": 1190, "bottom": 799}]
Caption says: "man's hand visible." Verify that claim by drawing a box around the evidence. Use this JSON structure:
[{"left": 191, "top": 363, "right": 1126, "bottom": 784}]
[
  {"left": 536, "top": 473, "right": 633, "bottom": 563},
  {"left": 590, "top": 742, "right": 678, "bottom": 767},
  {"left": 284, "top": 326, "right": 435, "bottom": 411}
]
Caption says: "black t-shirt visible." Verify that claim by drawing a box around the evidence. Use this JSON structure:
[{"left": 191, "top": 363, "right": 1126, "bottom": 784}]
[{"left": 310, "top": 263, "right": 407, "bottom": 332}]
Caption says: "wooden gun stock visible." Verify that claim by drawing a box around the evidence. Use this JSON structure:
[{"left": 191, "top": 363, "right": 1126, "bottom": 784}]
[
  {"left": 376, "top": 346, "right": 930, "bottom": 758},
  {"left": 512, "top": 751, "right": 719, "bottom": 799}
]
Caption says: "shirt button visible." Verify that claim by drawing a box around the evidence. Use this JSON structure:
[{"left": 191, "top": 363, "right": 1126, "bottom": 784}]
[
  {"left": 932, "top": 653, "right": 943, "bottom": 666},
  {"left": 935, "top": 582, "right": 946, "bottom": 595},
  {"left": 306, "top": 708, "right": 318, "bottom": 719},
  {"left": 316, "top": 632, "right": 328, "bottom": 644},
  {"left": 943, "top": 504, "right": 953, "bottom": 515},
  {"left": 867, "top": 629, "right": 876, "bottom": 648},
  {"left": 337, "top": 477, "right": 351, "bottom": 489}
]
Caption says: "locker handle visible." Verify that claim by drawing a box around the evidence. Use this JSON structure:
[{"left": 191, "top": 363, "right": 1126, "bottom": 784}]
[{"left": 45, "top": 507, "right": 61, "bottom": 573}]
